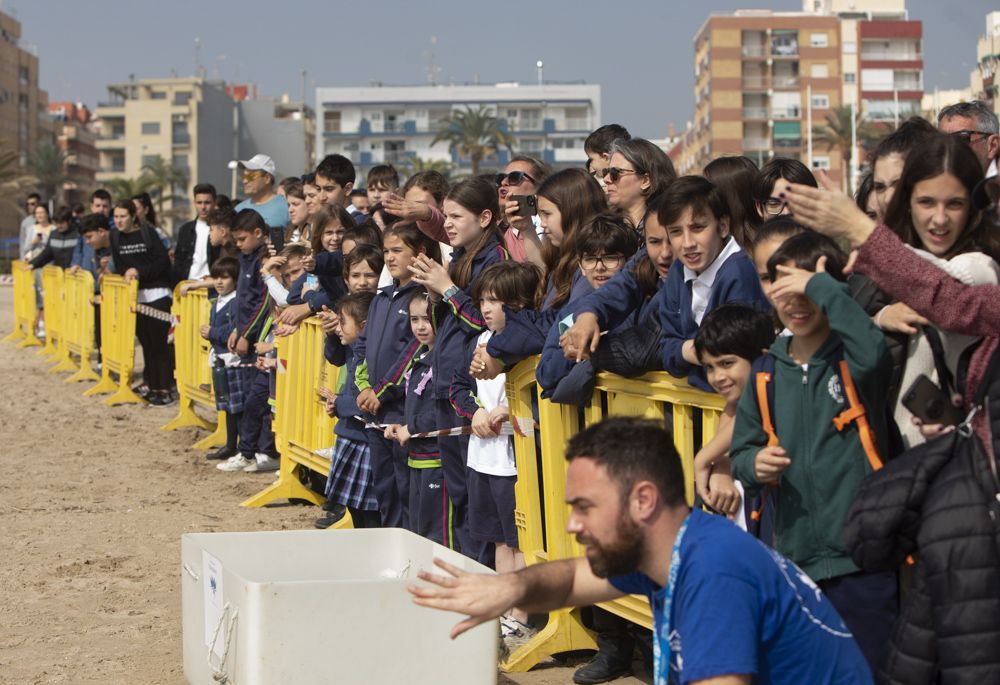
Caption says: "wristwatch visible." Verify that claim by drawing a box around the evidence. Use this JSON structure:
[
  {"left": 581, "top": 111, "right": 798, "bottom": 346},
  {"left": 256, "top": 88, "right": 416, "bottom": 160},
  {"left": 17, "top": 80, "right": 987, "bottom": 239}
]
[{"left": 442, "top": 285, "right": 460, "bottom": 301}]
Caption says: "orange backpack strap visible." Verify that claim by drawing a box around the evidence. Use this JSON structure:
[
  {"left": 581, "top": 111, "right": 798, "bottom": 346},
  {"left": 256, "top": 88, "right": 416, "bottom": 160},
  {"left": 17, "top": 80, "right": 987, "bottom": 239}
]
[
  {"left": 755, "top": 371, "right": 779, "bottom": 448},
  {"left": 833, "top": 360, "right": 883, "bottom": 472}
]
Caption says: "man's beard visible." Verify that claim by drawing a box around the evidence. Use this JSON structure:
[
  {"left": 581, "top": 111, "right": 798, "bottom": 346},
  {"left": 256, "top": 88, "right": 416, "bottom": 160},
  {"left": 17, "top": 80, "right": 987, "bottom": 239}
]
[{"left": 578, "top": 511, "right": 643, "bottom": 579}]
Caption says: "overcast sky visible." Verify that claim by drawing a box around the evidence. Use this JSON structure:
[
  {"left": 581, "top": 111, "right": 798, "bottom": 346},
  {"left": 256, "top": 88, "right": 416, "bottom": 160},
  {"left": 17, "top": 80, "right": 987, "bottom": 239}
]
[{"left": 8, "top": 0, "right": 996, "bottom": 139}]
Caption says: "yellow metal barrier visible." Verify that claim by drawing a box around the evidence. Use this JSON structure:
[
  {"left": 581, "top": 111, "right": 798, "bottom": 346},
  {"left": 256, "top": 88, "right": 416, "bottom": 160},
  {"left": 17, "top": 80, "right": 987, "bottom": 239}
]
[
  {"left": 38, "top": 265, "right": 67, "bottom": 363},
  {"left": 161, "top": 284, "right": 226, "bottom": 449},
  {"left": 242, "top": 317, "right": 341, "bottom": 510},
  {"left": 52, "top": 269, "right": 100, "bottom": 383},
  {"left": 502, "top": 356, "right": 726, "bottom": 672},
  {"left": 3, "top": 261, "right": 42, "bottom": 348},
  {"left": 84, "top": 274, "right": 144, "bottom": 406}
]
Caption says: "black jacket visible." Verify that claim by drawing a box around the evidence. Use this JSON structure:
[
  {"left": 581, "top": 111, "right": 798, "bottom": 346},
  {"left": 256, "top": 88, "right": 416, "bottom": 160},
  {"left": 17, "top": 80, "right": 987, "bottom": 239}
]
[
  {"left": 171, "top": 219, "right": 219, "bottom": 285},
  {"left": 844, "top": 349, "right": 1000, "bottom": 684}
]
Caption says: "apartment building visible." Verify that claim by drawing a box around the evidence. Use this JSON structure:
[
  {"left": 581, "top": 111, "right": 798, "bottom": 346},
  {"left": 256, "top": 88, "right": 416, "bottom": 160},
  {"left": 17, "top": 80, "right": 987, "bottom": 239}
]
[
  {"left": 314, "top": 83, "right": 600, "bottom": 178},
  {"left": 970, "top": 11, "right": 1000, "bottom": 119},
  {"left": 48, "top": 102, "right": 98, "bottom": 207},
  {"left": 690, "top": 12, "right": 845, "bottom": 182}
]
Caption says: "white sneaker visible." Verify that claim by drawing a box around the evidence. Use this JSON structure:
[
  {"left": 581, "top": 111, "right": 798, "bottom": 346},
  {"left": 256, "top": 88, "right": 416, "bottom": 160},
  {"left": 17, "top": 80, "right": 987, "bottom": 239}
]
[
  {"left": 217, "top": 454, "right": 253, "bottom": 471},
  {"left": 244, "top": 453, "right": 279, "bottom": 472}
]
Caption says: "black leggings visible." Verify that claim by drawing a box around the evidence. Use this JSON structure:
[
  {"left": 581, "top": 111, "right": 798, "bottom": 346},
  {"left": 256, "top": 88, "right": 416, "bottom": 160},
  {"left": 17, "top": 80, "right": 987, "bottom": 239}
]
[{"left": 135, "top": 296, "right": 174, "bottom": 392}]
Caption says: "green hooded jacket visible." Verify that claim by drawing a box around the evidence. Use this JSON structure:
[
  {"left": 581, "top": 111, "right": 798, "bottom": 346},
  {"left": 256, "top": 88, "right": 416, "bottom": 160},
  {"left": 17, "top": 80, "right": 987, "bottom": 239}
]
[{"left": 731, "top": 272, "right": 892, "bottom": 582}]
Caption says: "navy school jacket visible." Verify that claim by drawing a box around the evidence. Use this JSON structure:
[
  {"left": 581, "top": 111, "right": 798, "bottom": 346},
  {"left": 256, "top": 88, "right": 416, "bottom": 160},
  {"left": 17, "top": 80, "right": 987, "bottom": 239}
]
[
  {"left": 235, "top": 247, "right": 272, "bottom": 345},
  {"left": 331, "top": 340, "right": 367, "bottom": 443},
  {"left": 353, "top": 279, "right": 423, "bottom": 422},
  {"left": 659, "top": 247, "right": 769, "bottom": 390},
  {"left": 403, "top": 350, "right": 441, "bottom": 465},
  {"left": 207, "top": 295, "right": 238, "bottom": 356},
  {"left": 429, "top": 236, "right": 510, "bottom": 399},
  {"left": 289, "top": 251, "right": 347, "bottom": 311}
]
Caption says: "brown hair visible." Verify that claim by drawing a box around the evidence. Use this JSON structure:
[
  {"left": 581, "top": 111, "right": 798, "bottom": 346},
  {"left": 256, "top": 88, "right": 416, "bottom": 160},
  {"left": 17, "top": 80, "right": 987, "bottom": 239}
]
[
  {"left": 537, "top": 168, "right": 608, "bottom": 309},
  {"left": 403, "top": 170, "right": 449, "bottom": 207},
  {"left": 445, "top": 177, "right": 506, "bottom": 290},
  {"left": 472, "top": 261, "right": 542, "bottom": 312},
  {"left": 279, "top": 243, "right": 311, "bottom": 261},
  {"left": 383, "top": 221, "right": 442, "bottom": 264},
  {"left": 336, "top": 291, "right": 375, "bottom": 326},
  {"left": 343, "top": 243, "right": 385, "bottom": 280},
  {"left": 310, "top": 204, "right": 356, "bottom": 253},
  {"left": 366, "top": 164, "right": 400, "bottom": 190}
]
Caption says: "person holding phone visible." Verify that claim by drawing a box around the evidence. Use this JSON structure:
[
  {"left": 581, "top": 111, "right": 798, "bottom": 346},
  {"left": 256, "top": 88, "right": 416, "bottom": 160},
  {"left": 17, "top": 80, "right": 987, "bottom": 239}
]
[{"left": 496, "top": 156, "right": 550, "bottom": 267}]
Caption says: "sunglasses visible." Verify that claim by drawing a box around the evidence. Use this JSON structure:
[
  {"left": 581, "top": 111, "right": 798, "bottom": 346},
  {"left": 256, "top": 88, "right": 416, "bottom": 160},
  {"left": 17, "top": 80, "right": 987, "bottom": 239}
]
[
  {"left": 950, "top": 130, "right": 991, "bottom": 143},
  {"left": 580, "top": 253, "right": 625, "bottom": 270},
  {"left": 600, "top": 167, "right": 643, "bottom": 183},
  {"left": 495, "top": 171, "right": 536, "bottom": 188},
  {"left": 242, "top": 170, "right": 265, "bottom": 181}
]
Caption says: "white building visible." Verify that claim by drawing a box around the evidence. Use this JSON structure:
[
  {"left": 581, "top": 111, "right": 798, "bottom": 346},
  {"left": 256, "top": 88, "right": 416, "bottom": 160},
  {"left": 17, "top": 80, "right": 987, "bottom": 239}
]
[{"left": 314, "top": 83, "right": 601, "bottom": 179}]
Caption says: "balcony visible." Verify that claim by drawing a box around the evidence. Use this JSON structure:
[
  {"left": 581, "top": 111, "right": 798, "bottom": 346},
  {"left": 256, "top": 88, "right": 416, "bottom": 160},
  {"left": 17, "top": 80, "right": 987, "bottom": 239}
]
[
  {"left": 564, "top": 117, "right": 590, "bottom": 130},
  {"left": 771, "top": 108, "right": 801, "bottom": 120},
  {"left": 742, "top": 45, "right": 766, "bottom": 58},
  {"left": 742, "top": 138, "right": 771, "bottom": 152},
  {"left": 774, "top": 138, "right": 802, "bottom": 149},
  {"left": 773, "top": 75, "right": 801, "bottom": 89},
  {"left": 172, "top": 133, "right": 191, "bottom": 146},
  {"left": 742, "top": 76, "right": 770, "bottom": 90},
  {"left": 742, "top": 107, "right": 769, "bottom": 119}
]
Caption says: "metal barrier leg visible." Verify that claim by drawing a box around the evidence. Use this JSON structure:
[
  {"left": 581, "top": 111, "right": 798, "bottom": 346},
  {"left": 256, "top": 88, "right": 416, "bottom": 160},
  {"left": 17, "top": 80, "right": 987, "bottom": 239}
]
[
  {"left": 500, "top": 607, "right": 596, "bottom": 672},
  {"left": 191, "top": 411, "right": 227, "bottom": 450}
]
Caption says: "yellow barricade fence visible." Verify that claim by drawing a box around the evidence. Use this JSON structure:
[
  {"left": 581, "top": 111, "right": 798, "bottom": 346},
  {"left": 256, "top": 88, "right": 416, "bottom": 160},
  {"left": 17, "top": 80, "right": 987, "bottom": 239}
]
[
  {"left": 53, "top": 268, "right": 100, "bottom": 383},
  {"left": 38, "top": 265, "right": 67, "bottom": 362},
  {"left": 161, "top": 284, "right": 227, "bottom": 448},
  {"left": 3, "top": 261, "right": 42, "bottom": 348},
  {"left": 242, "top": 317, "right": 341, "bottom": 510},
  {"left": 502, "top": 356, "right": 726, "bottom": 672},
  {"left": 84, "top": 274, "right": 144, "bottom": 406}
]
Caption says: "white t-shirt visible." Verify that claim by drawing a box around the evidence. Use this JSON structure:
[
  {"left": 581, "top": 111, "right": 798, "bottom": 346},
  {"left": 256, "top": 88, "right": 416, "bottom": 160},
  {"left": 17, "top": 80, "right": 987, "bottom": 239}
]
[
  {"left": 467, "top": 331, "right": 516, "bottom": 477},
  {"left": 188, "top": 219, "right": 211, "bottom": 280}
]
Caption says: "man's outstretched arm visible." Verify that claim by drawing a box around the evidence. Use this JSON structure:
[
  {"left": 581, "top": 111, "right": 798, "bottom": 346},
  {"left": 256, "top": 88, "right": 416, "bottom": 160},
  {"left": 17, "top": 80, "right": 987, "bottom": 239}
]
[{"left": 408, "top": 557, "right": 622, "bottom": 639}]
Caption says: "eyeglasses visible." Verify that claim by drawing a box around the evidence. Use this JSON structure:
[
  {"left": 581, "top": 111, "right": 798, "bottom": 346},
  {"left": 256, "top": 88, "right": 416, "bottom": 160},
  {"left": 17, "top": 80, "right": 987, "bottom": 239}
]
[
  {"left": 242, "top": 170, "right": 265, "bottom": 181},
  {"left": 763, "top": 198, "right": 786, "bottom": 216},
  {"left": 580, "top": 253, "right": 625, "bottom": 270},
  {"left": 950, "top": 130, "right": 992, "bottom": 143},
  {"left": 601, "top": 167, "right": 643, "bottom": 183},
  {"left": 494, "top": 171, "right": 536, "bottom": 188}
]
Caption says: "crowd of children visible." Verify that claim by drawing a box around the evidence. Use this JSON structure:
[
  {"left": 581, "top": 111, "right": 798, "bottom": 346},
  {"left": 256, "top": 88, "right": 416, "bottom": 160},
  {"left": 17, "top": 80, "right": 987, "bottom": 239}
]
[{"left": 16, "top": 98, "right": 1000, "bottom": 680}]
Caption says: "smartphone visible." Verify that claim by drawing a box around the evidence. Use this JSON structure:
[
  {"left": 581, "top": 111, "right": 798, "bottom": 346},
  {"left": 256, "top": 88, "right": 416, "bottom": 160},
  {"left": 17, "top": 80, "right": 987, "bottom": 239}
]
[
  {"left": 268, "top": 226, "right": 285, "bottom": 254},
  {"left": 509, "top": 194, "right": 537, "bottom": 218},
  {"left": 901, "top": 374, "right": 965, "bottom": 426}
]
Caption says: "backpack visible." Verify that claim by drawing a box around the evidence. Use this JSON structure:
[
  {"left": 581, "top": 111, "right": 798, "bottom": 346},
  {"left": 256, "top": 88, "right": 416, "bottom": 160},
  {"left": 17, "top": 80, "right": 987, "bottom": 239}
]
[{"left": 745, "top": 352, "right": 904, "bottom": 540}]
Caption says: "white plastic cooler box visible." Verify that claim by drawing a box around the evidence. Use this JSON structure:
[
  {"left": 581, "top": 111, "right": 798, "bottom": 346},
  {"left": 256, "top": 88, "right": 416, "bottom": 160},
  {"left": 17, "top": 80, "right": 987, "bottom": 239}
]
[{"left": 181, "top": 528, "right": 498, "bottom": 684}]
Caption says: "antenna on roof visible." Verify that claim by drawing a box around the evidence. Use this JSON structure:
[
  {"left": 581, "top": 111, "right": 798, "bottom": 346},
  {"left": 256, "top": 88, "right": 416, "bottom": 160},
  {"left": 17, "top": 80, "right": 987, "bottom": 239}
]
[
  {"left": 426, "top": 36, "right": 441, "bottom": 86},
  {"left": 194, "top": 37, "right": 205, "bottom": 79}
]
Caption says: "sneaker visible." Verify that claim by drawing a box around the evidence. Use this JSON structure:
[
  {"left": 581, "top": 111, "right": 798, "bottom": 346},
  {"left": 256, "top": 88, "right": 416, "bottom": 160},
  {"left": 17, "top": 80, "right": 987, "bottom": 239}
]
[
  {"left": 501, "top": 619, "right": 538, "bottom": 657},
  {"left": 314, "top": 505, "right": 347, "bottom": 529},
  {"left": 206, "top": 446, "right": 237, "bottom": 461},
  {"left": 147, "top": 391, "right": 175, "bottom": 406},
  {"left": 217, "top": 454, "right": 253, "bottom": 471},
  {"left": 132, "top": 382, "right": 150, "bottom": 398},
  {"left": 244, "top": 453, "right": 279, "bottom": 472}
]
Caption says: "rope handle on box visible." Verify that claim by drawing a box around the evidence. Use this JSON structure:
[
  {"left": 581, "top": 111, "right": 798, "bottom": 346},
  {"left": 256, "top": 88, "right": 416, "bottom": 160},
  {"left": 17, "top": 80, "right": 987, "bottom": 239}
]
[{"left": 207, "top": 603, "right": 239, "bottom": 683}]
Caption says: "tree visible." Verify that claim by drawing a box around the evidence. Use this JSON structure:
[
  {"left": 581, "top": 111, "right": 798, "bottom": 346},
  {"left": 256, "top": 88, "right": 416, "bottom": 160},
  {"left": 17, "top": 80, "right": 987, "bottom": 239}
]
[
  {"left": 812, "top": 106, "right": 887, "bottom": 191},
  {"left": 431, "top": 105, "right": 514, "bottom": 176},
  {"left": 140, "top": 155, "right": 189, "bottom": 222},
  {"left": 104, "top": 175, "right": 155, "bottom": 203},
  {"left": 400, "top": 155, "right": 452, "bottom": 179},
  {"left": 28, "top": 143, "right": 77, "bottom": 207}
]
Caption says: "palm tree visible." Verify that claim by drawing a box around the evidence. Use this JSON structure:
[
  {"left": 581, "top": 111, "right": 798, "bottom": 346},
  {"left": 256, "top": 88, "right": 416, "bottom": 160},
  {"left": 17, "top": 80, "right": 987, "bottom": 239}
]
[
  {"left": 812, "top": 106, "right": 887, "bottom": 191},
  {"left": 400, "top": 155, "right": 452, "bottom": 179},
  {"left": 28, "top": 143, "right": 77, "bottom": 207},
  {"left": 140, "top": 155, "right": 189, "bottom": 221},
  {"left": 431, "top": 106, "right": 514, "bottom": 176},
  {"left": 104, "top": 175, "right": 155, "bottom": 203}
]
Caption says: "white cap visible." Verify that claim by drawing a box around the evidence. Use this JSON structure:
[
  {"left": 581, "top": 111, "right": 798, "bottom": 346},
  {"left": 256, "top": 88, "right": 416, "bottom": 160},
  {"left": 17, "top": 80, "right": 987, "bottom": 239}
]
[{"left": 229, "top": 153, "right": 276, "bottom": 177}]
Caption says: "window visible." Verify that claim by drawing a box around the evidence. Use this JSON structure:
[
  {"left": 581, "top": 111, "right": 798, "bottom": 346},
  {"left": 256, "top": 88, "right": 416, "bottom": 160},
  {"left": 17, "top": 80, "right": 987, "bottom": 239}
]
[
  {"left": 520, "top": 109, "right": 541, "bottom": 130},
  {"left": 811, "top": 156, "right": 831, "bottom": 170},
  {"left": 141, "top": 122, "right": 161, "bottom": 135},
  {"left": 811, "top": 64, "right": 829, "bottom": 78},
  {"left": 324, "top": 110, "right": 341, "bottom": 133},
  {"left": 810, "top": 33, "right": 828, "bottom": 48},
  {"left": 861, "top": 68, "right": 893, "bottom": 91},
  {"left": 811, "top": 94, "right": 830, "bottom": 109},
  {"left": 520, "top": 138, "right": 543, "bottom": 153},
  {"left": 843, "top": 41, "right": 857, "bottom": 54},
  {"left": 172, "top": 120, "right": 190, "bottom": 145},
  {"left": 18, "top": 65, "right": 29, "bottom": 86},
  {"left": 150, "top": 91, "right": 166, "bottom": 100},
  {"left": 141, "top": 155, "right": 158, "bottom": 168},
  {"left": 844, "top": 72, "right": 856, "bottom": 84},
  {"left": 173, "top": 91, "right": 192, "bottom": 106}
]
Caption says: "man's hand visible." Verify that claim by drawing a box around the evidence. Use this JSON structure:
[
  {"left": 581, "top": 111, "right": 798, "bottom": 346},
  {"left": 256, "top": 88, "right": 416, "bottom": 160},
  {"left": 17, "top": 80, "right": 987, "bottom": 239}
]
[
  {"left": 199, "top": 324, "right": 210, "bottom": 340},
  {"left": 357, "top": 388, "right": 380, "bottom": 415},
  {"left": 560, "top": 312, "right": 601, "bottom": 362},
  {"left": 408, "top": 558, "right": 523, "bottom": 639},
  {"left": 471, "top": 408, "right": 497, "bottom": 438},
  {"left": 235, "top": 336, "right": 249, "bottom": 356},
  {"left": 754, "top": 446, "right": 790, "bottom": 484}
]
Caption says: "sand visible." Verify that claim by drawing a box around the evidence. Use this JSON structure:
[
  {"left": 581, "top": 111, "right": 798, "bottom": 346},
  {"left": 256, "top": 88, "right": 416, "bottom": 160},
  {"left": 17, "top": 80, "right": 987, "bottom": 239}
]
[{"left": 0, "top": 285, "right": 647, "bottom": 685}]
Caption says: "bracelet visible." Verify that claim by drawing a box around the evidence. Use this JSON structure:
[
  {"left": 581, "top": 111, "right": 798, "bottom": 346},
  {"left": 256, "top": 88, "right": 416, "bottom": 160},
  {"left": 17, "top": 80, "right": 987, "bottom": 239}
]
[{"left": 874, "top": 305, "right": 889, "bottom": 330}]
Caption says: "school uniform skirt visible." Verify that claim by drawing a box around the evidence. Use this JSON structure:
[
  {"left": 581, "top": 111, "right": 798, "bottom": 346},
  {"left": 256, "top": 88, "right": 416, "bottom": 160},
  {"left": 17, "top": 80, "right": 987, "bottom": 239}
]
[{"left": 325, "top": 436, "right": 378, "bottom": 511}]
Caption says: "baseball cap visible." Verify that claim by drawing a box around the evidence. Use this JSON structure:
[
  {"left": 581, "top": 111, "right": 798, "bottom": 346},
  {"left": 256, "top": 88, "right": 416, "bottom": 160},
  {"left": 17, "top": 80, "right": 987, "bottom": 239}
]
[{"left": 229, "top": 153, "right": 276, "bottom": 177}]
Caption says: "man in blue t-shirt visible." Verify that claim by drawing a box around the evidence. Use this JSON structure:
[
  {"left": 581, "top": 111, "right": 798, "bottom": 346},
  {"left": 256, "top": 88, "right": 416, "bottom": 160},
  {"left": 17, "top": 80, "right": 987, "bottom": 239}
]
[
  {"left": 232, "top": 153, "right": 288, "bottom": 229},
  {"left": 410, "top": 417, "right": 873, "bottom": 685}
]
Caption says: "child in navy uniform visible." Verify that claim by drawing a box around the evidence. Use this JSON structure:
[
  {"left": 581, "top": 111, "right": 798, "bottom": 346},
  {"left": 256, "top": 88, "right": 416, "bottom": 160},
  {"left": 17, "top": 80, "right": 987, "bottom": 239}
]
[
  {"left": 450, "top": 261, "right": 541, "bottom": 652},
  {"left": 385, "top": 290, "right": 448, "bottom": 544},
  {"left": 200, "top": 257, "right": 244, "bottom": 461}
]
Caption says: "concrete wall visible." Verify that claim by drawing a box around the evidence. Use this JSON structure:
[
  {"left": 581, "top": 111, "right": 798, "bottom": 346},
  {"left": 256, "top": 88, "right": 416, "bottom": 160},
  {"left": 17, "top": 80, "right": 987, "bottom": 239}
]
[{"left": 237, "top": 100, "right": 309, "bottom": 180}]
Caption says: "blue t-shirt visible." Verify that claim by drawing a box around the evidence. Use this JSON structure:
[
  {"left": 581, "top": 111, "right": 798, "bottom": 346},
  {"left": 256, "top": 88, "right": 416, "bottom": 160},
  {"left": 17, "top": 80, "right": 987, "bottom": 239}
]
[
  {"left": 235, "top": 195, "right": 289, "bottom": 229},
  {"left": 609, "top": 510, "right": 872, "bottom": 685}
]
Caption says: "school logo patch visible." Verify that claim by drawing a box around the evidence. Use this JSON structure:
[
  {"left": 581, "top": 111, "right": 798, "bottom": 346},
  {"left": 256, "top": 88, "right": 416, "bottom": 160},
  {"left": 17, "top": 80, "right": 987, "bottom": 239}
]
[{"left": 828, "top": 375, "right": 843, "bottom": 404}]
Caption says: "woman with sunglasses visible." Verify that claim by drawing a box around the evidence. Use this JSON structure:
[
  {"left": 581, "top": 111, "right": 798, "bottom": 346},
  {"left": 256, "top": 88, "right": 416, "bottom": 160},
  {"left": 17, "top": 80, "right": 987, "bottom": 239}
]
[
  {"left": 601, "top": 138, "right": 676, "bottom": 228},
  {"left": 496, "top": 156, "right": 550, "bottom": 267}
]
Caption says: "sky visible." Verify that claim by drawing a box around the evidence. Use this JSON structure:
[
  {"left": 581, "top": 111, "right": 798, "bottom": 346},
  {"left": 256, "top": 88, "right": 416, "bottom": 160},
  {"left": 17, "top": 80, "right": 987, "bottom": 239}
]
[{"left": 7, "top": 0, "right": 996, "bottom": 139}]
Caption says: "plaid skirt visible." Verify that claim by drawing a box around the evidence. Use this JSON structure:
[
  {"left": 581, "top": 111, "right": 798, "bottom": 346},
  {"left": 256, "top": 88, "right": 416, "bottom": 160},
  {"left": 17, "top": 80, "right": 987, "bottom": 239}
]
[
  {"left": 325, "top": 436, "right": 378, "bottom": 511},
  {"left": 212, "top": 364, "right": 247, "bottom": 414}
]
